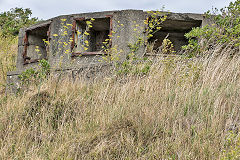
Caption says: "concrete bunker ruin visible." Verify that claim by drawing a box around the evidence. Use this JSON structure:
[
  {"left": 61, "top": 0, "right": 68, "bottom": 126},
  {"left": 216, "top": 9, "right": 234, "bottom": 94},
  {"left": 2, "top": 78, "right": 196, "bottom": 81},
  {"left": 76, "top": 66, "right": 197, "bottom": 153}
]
[
  {"left": 7, "top": 10, "right": 210, "bottom": 93},
  {"left": 148, "top": 17, "right": 202, "bottom": 51},
  {"left": 72, "top": 17, "right": 112, "bottom": 55},
  {"left": 23, "top": 22, "right": 51, "bottom": 65}
]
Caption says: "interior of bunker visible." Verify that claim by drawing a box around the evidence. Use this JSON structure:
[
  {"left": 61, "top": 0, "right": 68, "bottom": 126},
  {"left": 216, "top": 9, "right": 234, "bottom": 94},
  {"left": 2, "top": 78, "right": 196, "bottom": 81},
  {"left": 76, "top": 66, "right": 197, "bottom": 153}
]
[
  {"left": 23, "top": 23, "right": 51, "bottom": 64},
  {"left": 72, "top": 17, "right": 111, "bottom": 55},
  {"left": 148, "top": 18, "right": 202, "bottom": 52}
]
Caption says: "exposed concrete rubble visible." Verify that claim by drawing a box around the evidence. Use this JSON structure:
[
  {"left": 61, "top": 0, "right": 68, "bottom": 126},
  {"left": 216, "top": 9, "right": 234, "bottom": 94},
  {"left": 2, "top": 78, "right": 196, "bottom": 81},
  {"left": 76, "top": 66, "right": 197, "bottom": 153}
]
[{"left": 6, "top": 10, "right": 210, "bottom": 93}]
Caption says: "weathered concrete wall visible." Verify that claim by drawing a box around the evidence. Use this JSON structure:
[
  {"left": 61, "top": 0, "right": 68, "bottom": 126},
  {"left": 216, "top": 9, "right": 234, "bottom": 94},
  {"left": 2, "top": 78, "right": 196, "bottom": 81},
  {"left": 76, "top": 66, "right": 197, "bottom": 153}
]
[
  {"left": 7, "top": 10, "right": 211, "bottom": 94},
  {"left": 48, "top": 11, "right": 115, "bottom": 70},
  {"left": 146, "top": 12, "right": 204, "bottom": 52},
  {"left": 6, "top": 71, "right": 22, "bottom": 94},
  {"left": 16, "top": 10, "right": 208, "bottom": 71},
  {"left": 47, "top": 10, "right": 146, "bottom": 70},
  {"left": 5, "top": 63, "right": 113, "bottom": 94}
]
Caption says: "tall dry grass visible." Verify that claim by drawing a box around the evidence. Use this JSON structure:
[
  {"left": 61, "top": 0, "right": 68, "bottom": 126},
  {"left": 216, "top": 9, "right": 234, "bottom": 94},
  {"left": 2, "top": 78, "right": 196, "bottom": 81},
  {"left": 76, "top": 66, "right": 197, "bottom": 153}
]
[
  {"left": 0, "top": 43, "right": 240, "bottom": 159},
  {"left": 0, "top": 30, "right": 18, "bottom": 94}
]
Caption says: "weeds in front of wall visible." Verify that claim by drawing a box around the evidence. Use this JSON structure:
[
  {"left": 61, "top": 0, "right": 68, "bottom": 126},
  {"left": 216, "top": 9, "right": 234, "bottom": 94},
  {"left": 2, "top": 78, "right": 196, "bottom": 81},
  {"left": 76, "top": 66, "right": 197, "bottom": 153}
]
[
  {"left": 145, "top": 10, "right": 167, "bottom": 39},
  {"left": 18, "top": 59, "right": 50, "bottom": 93},
  {"left": 75, "top": 18, "right": 96, "bottom": 52},
  {"left": 100, "top": 20, "right": 124, "bottom": 63},
  {"left": 18, "top": 9, "right": 174, "bottom": 87},
  {"left": 17, "top": 18, "right": 76, "bottom": 93},
  {"left": 106, "top": 10, "right": 173, "bottom": 76}
]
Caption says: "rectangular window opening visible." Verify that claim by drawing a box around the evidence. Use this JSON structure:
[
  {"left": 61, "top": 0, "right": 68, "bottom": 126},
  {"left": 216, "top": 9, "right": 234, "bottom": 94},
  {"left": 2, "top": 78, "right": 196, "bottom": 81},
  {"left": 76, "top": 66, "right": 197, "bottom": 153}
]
[
  {"left": 23, "top": 22, "right": 51, "bottom": 64},
  {"left": 72, "top": 17, "right": 112, "bottom": 57},
  {"left": 147, "top": 19, "right": 202, "bottom": 54}
]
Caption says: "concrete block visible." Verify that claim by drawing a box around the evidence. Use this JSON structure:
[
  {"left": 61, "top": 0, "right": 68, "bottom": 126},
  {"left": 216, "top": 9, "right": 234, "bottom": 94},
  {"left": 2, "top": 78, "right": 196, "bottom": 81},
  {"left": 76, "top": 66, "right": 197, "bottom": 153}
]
[
  {"left": 28, "top": 35, "right": 46, "bottom": 47},
  {"left": 26, "top": 45, "right": 47, "bottom": 60},
  {"left": 6, "top": 71, "right": 21, "bottom": 95},
  {"left": 8, "top": 10, "right": 207, "bottom": 93}
]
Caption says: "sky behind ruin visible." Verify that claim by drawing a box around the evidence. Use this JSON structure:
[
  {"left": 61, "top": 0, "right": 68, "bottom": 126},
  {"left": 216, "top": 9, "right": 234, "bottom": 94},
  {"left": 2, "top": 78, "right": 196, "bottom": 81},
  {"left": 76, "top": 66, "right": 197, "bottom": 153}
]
[{"left": 0, "top": 0, "right": 233, "bottom": 20}]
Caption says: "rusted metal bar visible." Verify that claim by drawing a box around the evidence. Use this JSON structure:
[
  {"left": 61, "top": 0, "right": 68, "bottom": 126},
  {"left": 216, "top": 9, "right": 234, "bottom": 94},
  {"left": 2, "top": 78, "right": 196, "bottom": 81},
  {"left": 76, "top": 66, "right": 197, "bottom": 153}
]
[
  {"left": 23, "top": 58, "right": 40, "bottom": 65},
  {"left": 106, "top": 15, "right": 113, "bottom": 47},
  {"left": 145, "top": 53, "right": 180, "bottom": 57},
  {"left": 106, "top": 15, "right": 113, "bottom": 35},
  {"left": 71, "top": 17, "right": 85, "bottom": 52},
  {"left": 23, "top": 32, "right": 29, "bottom": 62},
  {"left": 71, "top": 20, "right": 77, "bottom": 51},
  {"left": 46, "top": 25, "right": 51, "bottom": 56},
  {"left": 74, "top": 18, "right": 85, "bottom": 21},
  {"left": 71, "top": 51, "right": 107, "bottom": 57}
]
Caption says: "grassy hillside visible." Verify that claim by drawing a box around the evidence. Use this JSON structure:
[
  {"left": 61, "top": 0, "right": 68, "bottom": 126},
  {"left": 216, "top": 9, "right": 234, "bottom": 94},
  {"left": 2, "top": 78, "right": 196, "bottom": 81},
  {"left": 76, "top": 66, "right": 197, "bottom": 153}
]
[
  {"left": 1, "top": 40, "right": 240, "bottom": 159},
  {"left": 1, "top": 1, "right": 240, "bottom": 159}
]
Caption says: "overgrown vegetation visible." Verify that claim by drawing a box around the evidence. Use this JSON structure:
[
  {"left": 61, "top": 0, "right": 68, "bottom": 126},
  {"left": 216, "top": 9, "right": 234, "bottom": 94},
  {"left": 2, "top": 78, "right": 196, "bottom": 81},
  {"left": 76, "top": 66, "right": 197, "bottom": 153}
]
[
  {"left": 0, "top": 7, "right": 38, "bottom": 93},
  {"left": 1, "top": 47, "right": 240, "bottom": 159},
  {"left": 1, "top": 1, "right": 240, "bottom": 159},
  {"left": 0, "top": 7, "right": 38, "bottom": 36},
  {"left": 183, "top": 0, "right": 240, "bottom": 57},
  {"left": 0, "top": 30, "right": 17, "bottom": 94},
  {"left": 18, "top": 59, "right": 50, "bottom": 85},
  {"left": 109, "top": 10, "right": 168, "bottom": 75}
]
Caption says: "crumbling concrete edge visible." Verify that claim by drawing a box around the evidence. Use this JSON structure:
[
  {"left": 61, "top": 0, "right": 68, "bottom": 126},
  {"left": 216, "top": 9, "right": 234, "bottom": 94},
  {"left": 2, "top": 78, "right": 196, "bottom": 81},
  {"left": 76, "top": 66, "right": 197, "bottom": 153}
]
[{"left": 6, "top": 62, "right": 114, "bottom": 95}]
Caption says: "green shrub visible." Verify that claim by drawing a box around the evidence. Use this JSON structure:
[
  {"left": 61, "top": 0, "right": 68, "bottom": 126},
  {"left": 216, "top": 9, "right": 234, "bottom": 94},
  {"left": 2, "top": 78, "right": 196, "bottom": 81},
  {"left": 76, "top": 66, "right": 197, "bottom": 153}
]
[
  {"left": 222, "top": 131, "right": 240, "bottom": 159},
  {"left": 0, "top": 29, "right": 17, "bottom": 92},
  {"left": 0, "top": 7, "right": 38, "bottom": 36},
  {"left": 183, "top": 0, "right": 240, "bottom": 56},
  {"left": 18, "top": 59, "right": 50, "bottom": 85}
]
